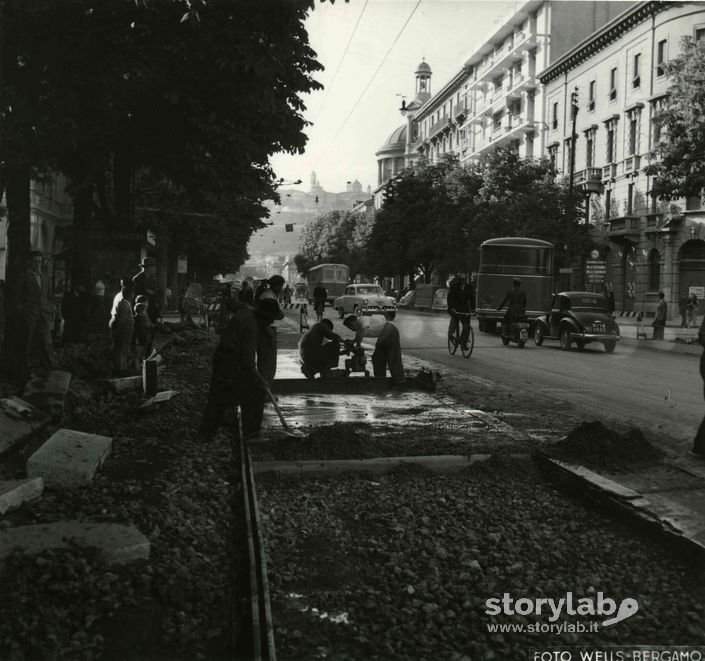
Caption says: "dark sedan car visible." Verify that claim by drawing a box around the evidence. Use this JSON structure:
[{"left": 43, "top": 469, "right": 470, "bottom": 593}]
[{"left": 533, "top": 291, "right": 620, "bottom": 353}]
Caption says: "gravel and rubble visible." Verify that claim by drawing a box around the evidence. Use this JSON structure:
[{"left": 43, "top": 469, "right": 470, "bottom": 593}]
[{"left": 258, "top": 459, "right": 705, "bottom": 661}]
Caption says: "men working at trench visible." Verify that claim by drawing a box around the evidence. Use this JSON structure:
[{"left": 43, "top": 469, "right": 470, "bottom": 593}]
[
  {"left": 299, "top": 318, "right": 346, "bottom": 379},
  {"left": 343, "top": 314, "right": 405, "bottom": 385}
]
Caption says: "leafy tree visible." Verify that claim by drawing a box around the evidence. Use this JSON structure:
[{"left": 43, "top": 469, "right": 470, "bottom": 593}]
[{"left": 645, "top": 36, "right": 705, "bottom": 201}]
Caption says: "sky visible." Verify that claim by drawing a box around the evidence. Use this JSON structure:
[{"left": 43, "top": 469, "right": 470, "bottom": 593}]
[{"left": 269, "top": 0, "right": 520, "bottom": 195}]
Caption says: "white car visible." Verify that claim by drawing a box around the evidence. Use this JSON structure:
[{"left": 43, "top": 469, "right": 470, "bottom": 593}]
[{"left": 334, "top": 284, "right": 397, "bottom": 320}]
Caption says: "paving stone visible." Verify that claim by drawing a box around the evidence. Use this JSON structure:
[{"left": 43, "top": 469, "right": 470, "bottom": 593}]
[
  {"left": 0, "top": 479, "right": 44, "bottom": 515},
  {"left": 0, "top": 397, "right": 52, "bottom": 455},
  {"left": 22, "top": 370, "right": 72, "bottom": 421},
  {"left": 27, "top": 429, "right": 112, "bottom": 488},
  {"left": 0, "top": 522, "right": 150, "bottom": 565}
]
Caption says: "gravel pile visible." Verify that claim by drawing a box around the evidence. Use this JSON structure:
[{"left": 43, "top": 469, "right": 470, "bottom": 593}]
[
  {"left": 546, "top": 421, "right": 665, "bottom": 470},
  {"left": 258, "top": 459, "right": 705, "bottom": 660}
]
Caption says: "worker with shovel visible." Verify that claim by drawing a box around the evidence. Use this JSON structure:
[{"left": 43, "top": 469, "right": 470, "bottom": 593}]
[{"left": 198, "top": 298, "right": 283, "bottom": 442}]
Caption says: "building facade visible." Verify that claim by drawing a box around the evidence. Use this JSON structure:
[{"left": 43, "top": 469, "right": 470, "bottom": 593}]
[
  {"left": 374, "top": 0, "right": 633, "bottom": 210},
  {"left": 539, "top": 0, "right": 705, "bottom": 318}
]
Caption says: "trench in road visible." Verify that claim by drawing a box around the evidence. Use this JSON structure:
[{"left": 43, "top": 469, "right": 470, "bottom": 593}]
[{"left": 394, "top": 309, "right": 702, "bottom": 454}]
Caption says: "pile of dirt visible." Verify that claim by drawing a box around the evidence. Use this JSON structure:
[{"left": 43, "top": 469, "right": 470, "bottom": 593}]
[{"left": 547, "top": 420, "right": 664, "bottom": 470}]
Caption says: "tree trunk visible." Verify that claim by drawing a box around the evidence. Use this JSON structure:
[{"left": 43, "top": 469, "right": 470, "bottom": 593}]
[
  {"left": 113, "top": 144, "right": 133, "bottom": 228},
  {"left": 5, "top": 165, "right": 31, "bottom": 306},
  {"left": 71, "top": 185, "right": 94, "bottom": 290},
  {"left": 156, "top": 230, "right": 169, "bottom": 311}
]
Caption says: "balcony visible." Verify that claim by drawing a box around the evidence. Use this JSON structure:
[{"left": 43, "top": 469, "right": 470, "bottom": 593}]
[
  {"left": 607, "top": 215, "right": 641, "bottom": 244},
  {"left": 602, "top": 163, "right": 617, "bottom": 181},
  {"left": 454, "top": 100, "right": 468, "bottom": 123},
  {"left": 478, "top": 42, "right": 523, "bottom": 82},
  {"left": 574, "top": 168, "right": 603, "bottom": 193},
  {"left": 623, "top": 154, "right": 641, "bottom": 174},
  {"left": 428, "top": 117, "right": 450, "bottom": 141}
]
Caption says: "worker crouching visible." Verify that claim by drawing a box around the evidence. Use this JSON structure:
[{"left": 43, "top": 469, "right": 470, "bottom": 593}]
[{"left": 299, "top": 318, "right": 345, "bottom": 379}]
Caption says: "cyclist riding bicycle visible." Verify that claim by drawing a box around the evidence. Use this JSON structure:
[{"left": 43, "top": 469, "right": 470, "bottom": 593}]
[
  {"left": 312, "top": 282, "right": 328, "bottom": 320},
  {"left": 447, "top": 275, "right": 475, "bottom": 351}
]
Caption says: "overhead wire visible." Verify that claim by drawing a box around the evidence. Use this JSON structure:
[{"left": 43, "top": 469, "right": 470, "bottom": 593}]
[
  {"left": 311, "top": 0, "right": 369, "bottom": 127},
  {"left": 311, "top": 0, "right": 423, "bottom": 169}
]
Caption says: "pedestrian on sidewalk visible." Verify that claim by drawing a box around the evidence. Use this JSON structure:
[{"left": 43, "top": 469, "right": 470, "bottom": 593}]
[
  {"left": 343, "top": 314, "right": 405, "bottom": 384},
  {"left": 692, "top": 315, "right": 705, "bottom": 457},
  {"left": 199, "top": 298, "right": 282, "bottom": 442},
  {"left": 687, "top": 292, "right": 698, "bottom": 328},
  {"left": 651, "top": 292, "right": 667, "bottom": 341},
  {"left": 679, "top": 294, "right": 689, "bottom": 328},
  {"left": 109, "top": 279, "right": 135, "bottom": 377}
]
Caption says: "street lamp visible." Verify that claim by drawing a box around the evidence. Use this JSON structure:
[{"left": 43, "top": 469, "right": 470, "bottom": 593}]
[{"left": 566, "top": 87, "right": 579, "bottom": 285}]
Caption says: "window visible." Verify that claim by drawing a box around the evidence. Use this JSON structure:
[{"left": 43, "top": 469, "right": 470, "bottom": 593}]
[
  {"left": 609, "top": 68, "right": 617, "bottom": 100},
  {"left": 586, "top": 134, "right": 594, "bottom": 167},
  {"left": 548, "top": 143, "right": 558, "bottom": 171},
  {"left": 628, "top": 116, "right": 638, "bottom": 155},
  {"left": 627, "top": 183, "right": 634, "bottom": 215},
  {"left": 697, "top": 27, "right": 705, "bottom": 42},
  {"left": 552, "top": 102, "right": 558, "bottom": 130},
  {"left": 657, "top": 40, "right": 667, "bottom": 76},
  {"left": 588, "top": 81, "right": 596, "bottom": 111},
  {"left": 605, "top": 189, "right": 612, "bottom": 220},
  {"left": 632, "top": 53, "right": 641, "bottom": 88},
  {"left": 606, "top": 126, "right": 615, "bottom": 163}
]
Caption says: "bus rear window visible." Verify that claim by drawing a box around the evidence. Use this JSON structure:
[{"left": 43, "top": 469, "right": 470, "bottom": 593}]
[{"left": 480, "top": 246, "right": 552, "bottom": 275}]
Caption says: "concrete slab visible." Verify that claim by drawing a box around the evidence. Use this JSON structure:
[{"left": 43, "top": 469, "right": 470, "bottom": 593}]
[
  {"left": 253, "top": 454, "right": 492, "bottom": 476},
  {"left": 538, "top": 456, "right": 642, "bottom": 499},
  {"left": 0, "top": 522, "right": 150, "bottom": 565},
  {"left": 0, "top": 397, "right": 52, "bottom": 455},
  {"left": 27, "top": 429, "right": 112, "bottom": 488},
  {"left": 0, "top": 478, "right": 44, "bottom": 515},
  {"left": 22, "top": 370, "right": 72, "bottom": 421}
]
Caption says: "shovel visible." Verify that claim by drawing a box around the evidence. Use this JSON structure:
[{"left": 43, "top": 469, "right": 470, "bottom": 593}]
[{"left": 257, "top": 376, "right": 306, "bottom": 438}]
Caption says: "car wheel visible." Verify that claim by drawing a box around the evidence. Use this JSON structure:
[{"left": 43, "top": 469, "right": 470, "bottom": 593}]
[
  {"left": 501, "top": 336, "right": 510, "bottom": 346},
  {"left": 575, "top": 339, "right": 586, "bottom": 351},
  {"left": 559, "top": 327, "right": 572, "bottom": 351},
  {"left": 354, "top": 305, "right": 362, "bottom": 317},
  {"left": 337, "top": 307, "right": 344, "bottom": 319},
  {"left": 603, "top": 340, "right": 616, "bottom": 354},
  {"left": 533, "top": 324, "right": 544, "bottom": 346},
  {"left": 517, "top": 340, "right": 526, "bottom": 348},
  {"left": 386, "top": 311, "right": 397, "bottom": 321}
]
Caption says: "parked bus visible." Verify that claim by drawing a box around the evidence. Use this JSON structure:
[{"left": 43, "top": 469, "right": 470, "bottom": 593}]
[
  {"left": 304, "top": 263, "right": 350, "bottom": 305},
  {"left": 475, "top": 237, "right": 554, "bottom": 332}
]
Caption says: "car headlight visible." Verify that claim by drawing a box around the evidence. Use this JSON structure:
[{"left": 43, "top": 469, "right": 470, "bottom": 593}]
[{"left": 363, "top": 298, "right": 368, "bottom": 305}]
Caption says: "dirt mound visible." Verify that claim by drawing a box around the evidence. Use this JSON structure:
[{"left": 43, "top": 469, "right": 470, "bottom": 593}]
[{"left": 547, "top": 420, "right": 664, "bottom": 470}]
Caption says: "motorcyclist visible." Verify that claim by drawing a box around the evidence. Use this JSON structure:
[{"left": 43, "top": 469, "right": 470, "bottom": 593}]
[
  {"left": 447, "top": 275, "right": 475, "bottom": 351},
  {"left": 497, "top": 277, "right": 527, "bottom": 334}
]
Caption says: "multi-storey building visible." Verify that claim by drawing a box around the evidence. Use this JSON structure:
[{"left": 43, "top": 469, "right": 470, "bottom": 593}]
[
  {"left": 539, "top": 0, "right": 705, "bottom": 317},
  {"left": 374, "top": 0, "right": 632, "bottom": 210}
]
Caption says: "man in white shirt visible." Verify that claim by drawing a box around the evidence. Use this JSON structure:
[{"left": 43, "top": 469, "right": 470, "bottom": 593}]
[{"left": 343, "top": 314, "right": 405, "bottom": 384}]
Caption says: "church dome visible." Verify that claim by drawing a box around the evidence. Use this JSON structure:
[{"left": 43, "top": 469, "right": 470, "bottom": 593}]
[
  {"left": 416, "top": 60, "right": 431, "bottom": 75},
  {"left": 384, "top": 125, "right": 407, "bottom": 146}
]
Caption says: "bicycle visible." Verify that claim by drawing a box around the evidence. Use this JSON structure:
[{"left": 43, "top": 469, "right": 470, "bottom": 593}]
[{"left": 447, "top": 312, "right": 474, "bottom": 359}]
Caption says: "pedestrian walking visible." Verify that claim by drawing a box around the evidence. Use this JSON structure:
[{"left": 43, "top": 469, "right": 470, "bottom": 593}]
[
  {"left": 198, "top": 298, "right": 282, "bottom": 442},
  {"left": 343, "top": 314, "right": 405, "bottom": 384},
  {"left": 679, "top": 294, "right": 689, "bottom": 328},
  {"left": 109, "top": 279, "right": 135, "bottom": 377},
  {"left": 687, "top": 292, "right": 698, "bottom": 328},
  {"left": 651, "top": 291, "right": 667, "bottom": 341},
  {"left": 238, "top": 279, "right": 254, "bottom": 306},
  {"left": 13, "top": 251, "right": 56, "bottom": 382}
]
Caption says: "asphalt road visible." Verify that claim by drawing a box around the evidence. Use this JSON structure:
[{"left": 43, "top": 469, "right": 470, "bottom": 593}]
[{"left": 393, "top": 309, "right": 702, "bottom": 454}]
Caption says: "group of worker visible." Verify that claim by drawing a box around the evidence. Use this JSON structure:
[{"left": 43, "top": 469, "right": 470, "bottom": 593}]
[{"left": 199, "top": 275, "right": 406, "bottom": 443}]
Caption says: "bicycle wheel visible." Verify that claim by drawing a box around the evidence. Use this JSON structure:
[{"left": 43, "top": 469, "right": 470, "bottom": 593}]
[
  {"left": 447, "top": 329, "right": 459, "bottom": 355},
  {"left": 461, "top": 325, "right": 474, "bottom": 359}
]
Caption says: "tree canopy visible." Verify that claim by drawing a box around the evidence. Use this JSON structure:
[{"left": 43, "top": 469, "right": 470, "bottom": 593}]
[{"left": 646, "top": 35, "right": 705, "bottom": 201}]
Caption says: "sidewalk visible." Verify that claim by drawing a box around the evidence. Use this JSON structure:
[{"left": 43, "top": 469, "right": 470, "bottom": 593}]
[{"left": 614, "top": 315, "right": 701, "bottom": 355}]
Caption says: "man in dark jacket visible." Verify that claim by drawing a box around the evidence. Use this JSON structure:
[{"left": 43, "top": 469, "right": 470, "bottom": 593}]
[
  {"left": 132, "top": 256, "right": 159, "bottom": 324},
  {"left": 199, "top": 298, "right": 282, "bottom": 442},
  {"left": 447, "top": 275, "right": 475, "bottom": 351},
  {"left": 299, "top": 318, "right": 345, "bottom": 379}
]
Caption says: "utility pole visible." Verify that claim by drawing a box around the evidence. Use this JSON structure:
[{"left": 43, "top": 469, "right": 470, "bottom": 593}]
[{"left": 566, "top": 87, "right": 579, "bottom": 287}]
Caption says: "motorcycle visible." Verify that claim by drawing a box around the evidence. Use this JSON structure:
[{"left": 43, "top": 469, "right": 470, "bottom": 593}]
[{"left": 500, "top": 316, "right": 530, "bottom": 348}]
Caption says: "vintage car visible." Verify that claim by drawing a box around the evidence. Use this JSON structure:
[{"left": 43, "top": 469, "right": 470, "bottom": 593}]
[
  {"left": 533, "top": 291, "right": 620, "bottom": 353},
  {"left": 334, "top": 284, "right": 397, "bottom": 320}
]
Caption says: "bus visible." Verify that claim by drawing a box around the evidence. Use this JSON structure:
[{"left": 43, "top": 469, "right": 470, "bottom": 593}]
[
  {"left": 475, "top": 237, "right": 554, "bottom": 332},
  {"left": 304, "top": 263, "right": 350, "bottom": 305}
]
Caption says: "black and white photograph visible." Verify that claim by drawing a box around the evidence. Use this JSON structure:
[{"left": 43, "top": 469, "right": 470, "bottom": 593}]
[{"left": 0, "top": 0, "right": 704, "bottom": 659}]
